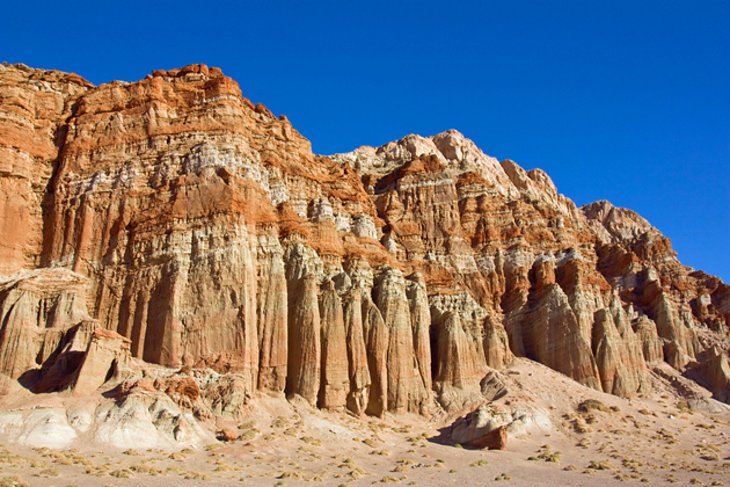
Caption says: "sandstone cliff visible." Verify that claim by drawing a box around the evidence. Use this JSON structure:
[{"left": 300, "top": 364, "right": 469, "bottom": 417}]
[{"left": 0, "top": 62, "right": 728, "bottom": 417}]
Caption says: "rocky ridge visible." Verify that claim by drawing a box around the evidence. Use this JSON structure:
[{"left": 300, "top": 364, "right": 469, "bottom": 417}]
[{"left": 0, "top": 63, "right": 728, "bottom": 445}]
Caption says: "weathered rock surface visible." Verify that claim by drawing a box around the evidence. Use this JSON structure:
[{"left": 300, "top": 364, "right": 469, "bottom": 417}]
[
  {"left": 687, "top": 347, "right": 730, "bottom": 403},
  {"left": 71, "top": 327, "right": 131, "bottom": 395},
  {"left": 0, "top": 61, "right": 728, "bottom": 429},
  {"left": 0, "top": 268, "right": 91, "bottom": 379},
  {"left": 448, "top": 402, "right": 550, "bottom": 449}
]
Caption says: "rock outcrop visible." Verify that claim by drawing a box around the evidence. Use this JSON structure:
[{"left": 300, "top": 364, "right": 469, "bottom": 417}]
[
  {"left": 687, "top": 347, "right": 730, "bottom": 403},
  {"left": 0, "top": 61, "right": 728, "bottom": 422},
  {"left": 0, "top": 268, "right": 91, "bottom": 379}
]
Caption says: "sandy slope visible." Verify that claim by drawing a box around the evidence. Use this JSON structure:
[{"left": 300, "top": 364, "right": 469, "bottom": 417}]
[{"left": 0, "top": 358, "right": 728, "bottom": 486}]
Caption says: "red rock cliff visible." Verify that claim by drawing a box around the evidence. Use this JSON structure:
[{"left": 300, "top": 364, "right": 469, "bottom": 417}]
[{"left": 0, "top": 63, "right": 728, "bottom": 413}]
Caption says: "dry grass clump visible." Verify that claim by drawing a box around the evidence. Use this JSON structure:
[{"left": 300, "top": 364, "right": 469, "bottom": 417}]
[
  {"left": 238, "top": 427, "right": 259, "bottom": 442},
  {"left": 182, "top": 470, "right": 210, "bottom": 480},
  {"left": 620, "top": 457, "right": 645, "bottom": 479},
  {"left": 84, "top": 463, "right": 111, "bottom": 477},
  {"left": 575, "top": 437, "right": 590, "bottom": 449},
  {"left": 110, "top": 468, "right": 133, "bottom": 478},
  {"left": 0, "top": 475, "right": 29, "bottom": 487},
  {"left": 271, "top": 416, "right": 289, "bottom": 429},
  {"left": 31, "top": 448, "right": 92, "bottom": 468},
  {"left": 577, "top": 399, "right": 609, "bottom": 413},
  {"left": 527, "top": 445, "right": 561, "bottom": 463},
  {"left": 168, "top": 447, "right": 194, "bottom": 461},
  {"left": 563, "top": 412, "right": 592, "bottom": 433},
  {"left": 213, "top": 459, "right": 240, "bottom": 472},
  {"left": 346, "top": 466, "right": 368, "bottom": 479},
  {"left": 300, "top": 436, "right": 322, "bottom": 446},
  {"left": 277, "top": 470, "right": 302, "bottom": 480},
  {"left": 0, "top": 447, "right": 26, "bottom": 467},
  {"left": 130, "top": 461, "right": 164, "bottom": 476},
  {"left": 237, "top": 419, "right": 256, "bottom": 430},
  {"left": 406, "top": 433, "right": 428, "bottom": 447},
  {"left": 33, "top": 467, "right": 58, "bottom": 478},
  {"left": 362, "top": 437, "right": 381, "bottom": 448},
  {"left": 699, "top": 452, "right": 719, "bottom": 462},
  {"left": 587, "top": 459, "right": 615, "bottom": 471},
  {"left": 495, "top": 472, "right": 511, "bottom": 481},
  {"left": 390, "top": 458, "right": 414, "bottom": 473},
  {"left": 653, "top": 428, "right": 678, "bottom": 444},
  {"left": 676, "top": 400, "right": 691, "bottom": 413}
]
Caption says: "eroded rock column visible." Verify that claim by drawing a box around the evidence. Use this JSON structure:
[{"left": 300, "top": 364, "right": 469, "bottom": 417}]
[
  {"left": 256, "top": 231, "right": 288, "bottom": 391},
  {"left": 374, "top": 269, "right": 428, "bottom": 414},
  {"left": 342, "top": 286, "right": 371, "bottom": 415},
  {"left": 318, "top": 280, "right": 349, "bottom": 409},
  {"left": 284, "top": 240, "right": 322, "bottom": 405}
]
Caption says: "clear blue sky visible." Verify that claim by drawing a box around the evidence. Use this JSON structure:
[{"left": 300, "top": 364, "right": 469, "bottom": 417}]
[{"left": 3, "top": 0, "right": 728, "bottom": 281}]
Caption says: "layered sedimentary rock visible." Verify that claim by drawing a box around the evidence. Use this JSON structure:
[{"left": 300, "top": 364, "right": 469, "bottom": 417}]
[
  {"left": 374, "top": 269, "right": 430, "bottom": 414},
  {"left": 0, "top": 62, "right": 728, "bottom": 417},
  {"left": 342, "top": 286, "right": 370, "bottom": 415},
  {"left": 71, "top": 327, "right": 131, "bottom": 395},
  {"left": 0, "top": 268, "right": 91, "bottom": 379},
  {"left": 0, "top": 66, "right": 92, "bottom": 275},
  {"left": 318, "top": 281, "right": 349, "bottom": 409},
  {"left": 255, "top": 232, "right": 288, "bottom": 391},
  {"left": 284, "top": 240, "right": 323, "bottom": 405},
  {"left": 687, "top": 347, "right": 730, "bottom": 403}
]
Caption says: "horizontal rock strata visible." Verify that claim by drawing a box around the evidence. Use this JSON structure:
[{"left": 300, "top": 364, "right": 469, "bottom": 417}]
[{"left": 0, "top": 62, "right": 728, "bottom": 414}]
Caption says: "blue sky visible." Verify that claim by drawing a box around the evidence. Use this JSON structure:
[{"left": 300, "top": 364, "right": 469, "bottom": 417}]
[{"left": 3, "top": 0, "right": 728, "bottom": 281}]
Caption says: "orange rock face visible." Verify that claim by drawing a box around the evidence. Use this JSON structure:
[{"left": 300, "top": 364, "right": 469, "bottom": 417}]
[{"left": 0, "top": 63, "right": 728, "bottom": 414}]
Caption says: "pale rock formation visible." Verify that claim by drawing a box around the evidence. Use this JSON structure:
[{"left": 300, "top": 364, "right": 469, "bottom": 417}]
[
  {"left": 256, "top": 232, "right": 288, "bottom": 392},
  {"left": 406, "top": 272, "right": 432, "bottom": 394},
  {"left": 480, "top": 371, "right": 508, "bottom": 401},
  {"left": 0, "top": 409, "right": 78, "bottom": 448},
  {"left": 688, "top": 347, "right": 730, "bottom": 403},
  {"left": 374, "top": 269, "right": 429, "bottom": 414},
  {"left": 71, "top": 327, "right": 131, "bottom": 395},
  {"left": 449, "top": 403, "right": 551, "bottom": 448},
  {"left": 582, "top": 200, "right": 653, "bottom": 243},
  {"left": 0, "top": 62, "right": 727, "bottom": 423},
  {"left": 317, "top": 281, "right": 349, "bottom": 409},
  {"left": 430, "top": 292, "right": 491, "bottom": 408},
  {"left": 592, "top": 308, "right": 643, "bottom": 397},
  {"left": 361, "top": 292, "right": 389, "bottom": 417},
  {"left": 284, "top": 240, "right": 322, "bottom": 405},
  {"left": 606, "top": 294, "right": 647, "bottom": 392},
  {"left": 528, "top": 284, "right": 601, "bottom": 390},
  {"left": 94, "top": 393, "right": 213, "bottom": 449},
  {"left": 342, "top": 286, "right": 370, "bottom": 415},
  {"left": 634, "top": 316, "right": 665, "bottom": 364},
  {"left": 203, "top": 373, "right": 254, "bottom": 419}
]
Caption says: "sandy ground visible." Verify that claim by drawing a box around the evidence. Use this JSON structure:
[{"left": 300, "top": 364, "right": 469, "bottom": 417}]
[{"left": 1, "top": 359, "right": 728, "bottom": 487}]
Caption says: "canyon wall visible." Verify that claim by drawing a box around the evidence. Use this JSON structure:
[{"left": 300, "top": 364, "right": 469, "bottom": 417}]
[{"left": 1, "top": 63, "right": 728, "bottom": 413}]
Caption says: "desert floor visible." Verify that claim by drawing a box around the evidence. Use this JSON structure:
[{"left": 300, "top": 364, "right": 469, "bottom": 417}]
[{"left": 1, "top": 359, "right": 728, "bottom": 487}]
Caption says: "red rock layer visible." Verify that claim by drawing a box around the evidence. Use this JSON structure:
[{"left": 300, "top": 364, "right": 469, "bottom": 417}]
[{"left": 0, "top": 63, "right": 728, "bottom": 413}]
